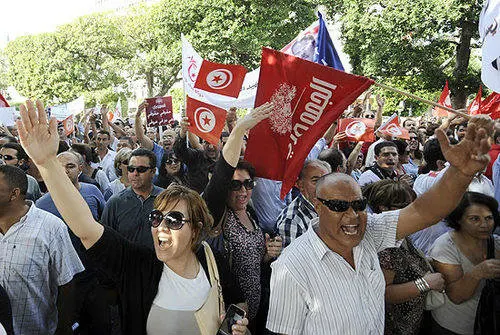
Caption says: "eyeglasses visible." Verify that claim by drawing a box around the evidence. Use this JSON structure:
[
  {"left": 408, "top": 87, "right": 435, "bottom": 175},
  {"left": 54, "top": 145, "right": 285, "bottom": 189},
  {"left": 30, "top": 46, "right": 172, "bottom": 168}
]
[
  {"left": 230, "top": 179, "right": 255, "bottom": 191},
  {"left": 121, "top": 160, "right": 129, "bottom": 166},
  {"left": 317, "top": 197, "right": 368, "bottom": 212},
  {"left": 364, "top": 115, "right": 375, "bottom": 119},
  {"left": 166, "top": 158, "right": 179, "bottom": 165},
  {"left": 0, "top": 154, "right": 16, "bottom": 161},
  {"left": 127, "top": 165, "right": 152, "bottom": 173},
  {"left": 149, "top": 210, "right": 190, "bottom": 229}
]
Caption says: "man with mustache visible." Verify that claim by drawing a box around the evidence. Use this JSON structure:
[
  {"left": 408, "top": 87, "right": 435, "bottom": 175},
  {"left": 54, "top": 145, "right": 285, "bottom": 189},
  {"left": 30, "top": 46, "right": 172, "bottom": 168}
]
[{"left": 358, "top": 141, "right": 399, "bottom": 187}]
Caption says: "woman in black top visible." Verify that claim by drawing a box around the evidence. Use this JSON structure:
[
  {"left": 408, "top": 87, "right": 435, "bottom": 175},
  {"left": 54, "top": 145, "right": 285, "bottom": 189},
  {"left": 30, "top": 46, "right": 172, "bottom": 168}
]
[
  {"left": 155, "top": 152, "right": 187, "bottom": 189},
  {"left": 16, "top": 100, "right": 249, "bottom": 335},
  {"left": 202, "top": 102, "right": 282, "bottom": 331}
]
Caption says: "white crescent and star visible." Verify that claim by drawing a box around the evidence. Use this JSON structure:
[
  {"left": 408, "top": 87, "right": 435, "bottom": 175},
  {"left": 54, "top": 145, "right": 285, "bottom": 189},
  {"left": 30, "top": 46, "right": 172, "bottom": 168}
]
[
  {"left": 206, "top": 69, "right": 233, "bottom": 90},
  {"left": 194, "top": 107, "right": 216, "bottom": 133}
]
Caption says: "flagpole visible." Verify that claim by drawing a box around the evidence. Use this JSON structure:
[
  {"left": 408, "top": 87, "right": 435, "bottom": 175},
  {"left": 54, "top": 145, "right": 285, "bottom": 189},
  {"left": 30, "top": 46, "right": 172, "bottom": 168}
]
[{"left": 373, "top": 82, "right": 470, "bottom": 119}]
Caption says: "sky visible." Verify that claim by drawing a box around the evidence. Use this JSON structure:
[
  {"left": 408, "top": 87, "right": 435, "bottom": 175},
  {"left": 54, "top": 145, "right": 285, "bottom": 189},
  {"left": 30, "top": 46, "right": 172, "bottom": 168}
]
[{"left": 0, "top": 0, "right": 95, "bottom": 44}]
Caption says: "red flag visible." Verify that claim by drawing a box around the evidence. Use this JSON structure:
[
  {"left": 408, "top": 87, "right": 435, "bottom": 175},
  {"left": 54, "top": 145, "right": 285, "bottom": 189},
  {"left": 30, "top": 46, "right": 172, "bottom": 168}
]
[
  {"left": 0, "top": 93, "right": 9, "bottom": 108},
  {"left": 337, "top": 118, "right": 375, "bottom": 142},
  {"left": 480, "top": 92, "right": 500, "bottom": 119},
  {"left": 60, "top": 114, "right": 74, "bottom": 136},
  {"left": 244, "top": 47, "right": 374, "bottom": 198},
  {"left": 468, "top": 86, "right": 482, "bottom": 115},
  {"left": 186, "top": 96, "right": 227, "bottom": 145},
  {"left": 145, "top": 96, "right": 173, "bottom": 127},
  {"left": 376, "top": 114, "right": 410, "bottom": 140},
  {"left": 194, "top": 60, "right": 247, "bottom": 98},
  {"left": 433, "top": 81, "right": 452, "bottom": 117}
]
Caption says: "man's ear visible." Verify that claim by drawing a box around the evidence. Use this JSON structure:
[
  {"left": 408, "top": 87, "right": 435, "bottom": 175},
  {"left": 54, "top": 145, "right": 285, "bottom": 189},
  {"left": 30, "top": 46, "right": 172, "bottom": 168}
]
[
  {"left": 10, "top": 188, "right": 21, "bottom": 201},
  {"left": 436, "top": 159, "right": 446, "bottom": 171}
]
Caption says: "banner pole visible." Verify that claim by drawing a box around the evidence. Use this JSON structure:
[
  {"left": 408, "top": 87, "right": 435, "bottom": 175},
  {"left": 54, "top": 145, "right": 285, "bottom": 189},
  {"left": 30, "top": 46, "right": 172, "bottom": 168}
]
[{"left": 373, "top": 82, "right": 470, "bottom": 119}]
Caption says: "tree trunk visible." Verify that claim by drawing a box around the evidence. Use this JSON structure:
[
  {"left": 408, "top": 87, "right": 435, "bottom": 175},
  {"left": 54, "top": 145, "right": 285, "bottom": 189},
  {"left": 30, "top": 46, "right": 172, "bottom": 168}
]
[
  {"left": 146, "top": 71, "right": 154, "bottom": 98},
  {"left": 451, "top": 19, "right": 475, "bottom": 109}
]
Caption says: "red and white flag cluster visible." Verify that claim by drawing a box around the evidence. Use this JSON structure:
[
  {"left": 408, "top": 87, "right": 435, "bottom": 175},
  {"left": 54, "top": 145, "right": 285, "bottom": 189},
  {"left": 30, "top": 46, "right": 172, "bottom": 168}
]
[
  {"left": 337, "top": 118, "right": 376, "bottom": 142},
  {"left": 376, "top": 114, "right": 410, "bottom": 140}
]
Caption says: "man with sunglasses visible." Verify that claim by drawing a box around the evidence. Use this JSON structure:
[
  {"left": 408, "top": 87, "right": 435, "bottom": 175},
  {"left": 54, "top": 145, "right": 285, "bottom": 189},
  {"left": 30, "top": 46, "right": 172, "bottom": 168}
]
[
  {"left": 101, "top": 148, "right": 163, "bottom": 249},
  {"left": 277, "top": 160, "right": 331, "bottom": 248},
  {"left": 267, "top": 116, "right": 494, "bottom": 335},
  {"left": 0, "top": 142, "right": 41, "bottom": 200}
]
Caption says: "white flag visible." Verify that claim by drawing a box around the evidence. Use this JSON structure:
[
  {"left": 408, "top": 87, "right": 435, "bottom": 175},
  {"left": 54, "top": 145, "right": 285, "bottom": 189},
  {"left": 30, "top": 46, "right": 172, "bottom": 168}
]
[{"left": 480, "top": 0, "right": 500, "bottom": 92}]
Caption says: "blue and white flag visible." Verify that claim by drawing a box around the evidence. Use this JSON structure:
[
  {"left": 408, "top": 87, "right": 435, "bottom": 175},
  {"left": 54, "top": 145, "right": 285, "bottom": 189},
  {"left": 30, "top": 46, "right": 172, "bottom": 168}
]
[{"left": 314, "top": 12, "right": 345, "bottom": 71}]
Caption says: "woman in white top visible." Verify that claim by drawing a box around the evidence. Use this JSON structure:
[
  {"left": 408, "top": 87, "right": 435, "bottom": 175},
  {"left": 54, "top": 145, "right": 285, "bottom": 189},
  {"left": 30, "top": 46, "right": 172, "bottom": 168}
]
[
  {"left": 16, "top": 99, "right": 250, "bottom": 335},
  {"left": 104, "top": 147, "right": 132, "bottom": 200},
  {"left": 430, "top": 191, "right": 500, "bottom": 334}
]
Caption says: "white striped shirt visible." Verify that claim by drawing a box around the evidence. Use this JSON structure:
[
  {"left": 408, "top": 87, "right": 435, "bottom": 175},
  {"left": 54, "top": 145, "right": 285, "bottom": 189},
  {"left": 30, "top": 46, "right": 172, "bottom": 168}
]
[{"left": 266, "top": 210, "right": 401, "bottom": 335}]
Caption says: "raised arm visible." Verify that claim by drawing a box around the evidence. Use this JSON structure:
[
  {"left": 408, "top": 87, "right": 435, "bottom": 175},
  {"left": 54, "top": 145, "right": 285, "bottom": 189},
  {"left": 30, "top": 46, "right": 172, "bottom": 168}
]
[
  {"left": 346, "top": 141, "right": 363, "bottom": 175},
  {"left": 17, "top": 100, "right": 103, "bottom": 249},
  {"left": 134, "top": 101, "right": 154, "bottom": 150},
  {"left": 374, "top": 94, "right": 384, "bottom": 130},
  {"left": 397, "top": 116, "right": 493, "bottom": 239}
]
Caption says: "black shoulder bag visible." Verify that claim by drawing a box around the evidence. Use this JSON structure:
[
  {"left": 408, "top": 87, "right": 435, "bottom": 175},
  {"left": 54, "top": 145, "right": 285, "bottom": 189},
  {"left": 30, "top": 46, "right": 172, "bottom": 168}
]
[{"left": 474, "top": 236, "right": 499, "bottom": 335}]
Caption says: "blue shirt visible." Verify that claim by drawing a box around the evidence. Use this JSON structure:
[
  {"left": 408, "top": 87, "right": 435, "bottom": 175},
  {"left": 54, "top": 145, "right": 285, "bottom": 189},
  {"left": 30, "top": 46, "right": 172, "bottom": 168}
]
[{"left": 36, "top": 182, "right": 105, "bottom": 221}]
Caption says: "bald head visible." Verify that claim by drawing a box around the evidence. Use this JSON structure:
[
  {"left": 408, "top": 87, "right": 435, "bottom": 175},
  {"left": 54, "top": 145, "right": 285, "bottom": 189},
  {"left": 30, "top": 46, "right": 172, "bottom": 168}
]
[{"left": 316, "top": 173, "right": 361, "bottom": 199}]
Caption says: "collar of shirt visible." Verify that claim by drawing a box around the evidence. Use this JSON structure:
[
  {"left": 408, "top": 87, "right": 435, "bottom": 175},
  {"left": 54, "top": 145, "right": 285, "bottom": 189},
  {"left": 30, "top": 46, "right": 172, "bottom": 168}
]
[
  {"left": 1, "top": 201, "right": 35, "bottom": 238},
  {"left": 128, "top": 185, "right": 163, "bottom": 201},
  {"left": 307, "top": 218, "right": 331, "bottom": 261}
]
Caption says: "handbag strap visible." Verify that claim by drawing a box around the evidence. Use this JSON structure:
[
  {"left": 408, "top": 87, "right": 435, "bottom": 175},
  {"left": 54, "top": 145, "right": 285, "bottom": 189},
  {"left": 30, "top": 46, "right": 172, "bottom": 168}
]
[
  {"left": 201, "top": 241, "right": 225, "bottom": 314},
  {"left": 486, "top": 235, "right": 495, "bottom": 260}
]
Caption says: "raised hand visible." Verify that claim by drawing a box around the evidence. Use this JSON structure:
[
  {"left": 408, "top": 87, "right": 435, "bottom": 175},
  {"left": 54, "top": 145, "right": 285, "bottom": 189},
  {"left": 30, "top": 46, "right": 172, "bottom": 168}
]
[
  {"left": 179, "top": 116, "right": 190, "bottom": 138},
  {"left": 17, "top": 100, "right": 59, "bottom": 166},
  {"left": 136, "top": 101, "right": 148, "bottom": 118},
  {"left": 235, "top": 102, "right": 274, "bottom": 132},
  {"left": 435, "top": 115, "right": 493, "bottom": 177}
]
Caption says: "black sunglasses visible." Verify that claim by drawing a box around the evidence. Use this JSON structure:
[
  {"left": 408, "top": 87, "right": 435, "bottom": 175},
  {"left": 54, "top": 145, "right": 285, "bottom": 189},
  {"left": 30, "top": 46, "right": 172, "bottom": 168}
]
[
  {"left": 230, "top": 179, "right": 255, "bottom": 191},
  {"left": 317, "top": 197, "right": 368, "bottom": 212},
  {"left": 166, "top": 158, "right": 179, "bottom": 165},
  {"left": 0, "top": 154, "right": 16, "bottom": 161},
  {"left": 127, "top": 165, "right": 152, "bottom": 173},
  {"left": 149, "top": 210, "right": 190, "bottom": 229}
]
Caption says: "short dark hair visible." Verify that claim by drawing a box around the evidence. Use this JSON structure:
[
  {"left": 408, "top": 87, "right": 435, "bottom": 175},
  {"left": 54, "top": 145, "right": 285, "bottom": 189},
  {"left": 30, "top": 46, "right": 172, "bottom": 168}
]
[
  {"left": 0, "top": 165, "right": 28, "bottom": 197},
  {"left": 1, "top": 142, "right": 28, "bottom": 161},
  {"left": 57, "top": 141, "right": 70, "bottom": 154},
  {"left": 392, "top": 139, "right": 408, "bottom": 156},
  {"left": 318, "top": 148, "right": 345, "bottom": 172},
  {"left": 446, "top": 192, "right": 500, "bottom": 231},
  {"left": 130, "top": 148, "right": 157, "bottom": 168},
  {"left": 363, "top": 179, "right": 416, "bottom": 213},
  {"left": 423, "top": 138, "right": 445, "bottom": 172},
  {"left": 97, "top": 130, "right": 111, "bottom": 139},
  {"left": 402, "top": 119, "right": 415, "bottom": 127},
  {"left": 235, "top": 159, "right": 256, "bottom": 179},
  {"left": 374, "top": 141, "right": 397, "bottom": 156},
  {"left": 71, "top": 143, "right": 99, "bottom": 164},
  {"left": 118, "top": 136, "right": 134, "bottom": 147}
]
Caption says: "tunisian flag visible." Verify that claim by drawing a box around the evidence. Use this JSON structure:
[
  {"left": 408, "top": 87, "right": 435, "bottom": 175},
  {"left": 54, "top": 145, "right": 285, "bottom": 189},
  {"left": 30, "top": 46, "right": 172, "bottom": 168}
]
[
  {"left": 337, "top": 118, "right": 375, "bottom": 142},
  {"left": 468, "top": 86, "right": 482, "bottom": 115},
  {"left": 59, "top": 114, "right": 74, "bottom": 136},
  {"left": 0, "top": 93, "right": 9, "bottom": 107},
  {"left": 376, "top": 113, "right": 410, "bottom": 140},
  {"left": 186, "top": 96, "right": 227, "bottom": 145},
  {"left": 244, "top": 48, "right": 374, "bottom": 198},
  {"left": 433, "top": 81, "right": 452, "bottom": 117},
  {"left": 194, "top": 60, "right": 247, "bottom": 98}
]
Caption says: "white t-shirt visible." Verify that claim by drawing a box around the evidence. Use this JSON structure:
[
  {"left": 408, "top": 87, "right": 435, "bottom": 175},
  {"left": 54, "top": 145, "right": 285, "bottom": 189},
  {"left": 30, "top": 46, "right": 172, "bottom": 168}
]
[{"left": 153, "top": 263, "right": 211, "bottom": 311}]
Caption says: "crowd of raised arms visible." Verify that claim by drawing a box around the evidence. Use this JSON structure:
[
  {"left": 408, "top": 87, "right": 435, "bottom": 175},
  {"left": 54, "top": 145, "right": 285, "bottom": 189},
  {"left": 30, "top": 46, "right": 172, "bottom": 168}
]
[{"left": 0, "top": 94, "right": 499, "bottom": 335}]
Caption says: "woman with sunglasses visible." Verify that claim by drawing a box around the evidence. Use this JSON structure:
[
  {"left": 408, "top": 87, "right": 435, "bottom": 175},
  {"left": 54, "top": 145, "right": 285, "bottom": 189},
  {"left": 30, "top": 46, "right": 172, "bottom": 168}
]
[
  {"left": 15, "top": 100, "right": 249, "bottom": 335},
  {"left": 363, "top": 180, "right": 445, "bottom": 334},
  {"left": 155, "top": 152, "right": 187, "bottom": 189},
  {"left": 103, "top": 147, "right": 133, "bottom": 200},
  {"left": 202, "top": 102, "right": 281, "bottom": 332}
]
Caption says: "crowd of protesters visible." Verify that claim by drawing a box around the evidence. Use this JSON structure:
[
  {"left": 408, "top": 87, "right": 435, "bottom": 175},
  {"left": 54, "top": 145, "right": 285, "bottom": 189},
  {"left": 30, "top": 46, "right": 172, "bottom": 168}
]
[{"left": 0, "top": 93, "right": 499, "bottom": 335}]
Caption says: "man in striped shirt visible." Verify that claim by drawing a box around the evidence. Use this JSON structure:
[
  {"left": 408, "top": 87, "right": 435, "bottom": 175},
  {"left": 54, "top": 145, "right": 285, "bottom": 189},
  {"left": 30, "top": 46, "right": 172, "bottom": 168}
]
[
  {"left": 267, "top": 117, "right": 493, "bottom": 334},
  {"left": 277, "top": 160, "right": 331, "bottom": 247}
]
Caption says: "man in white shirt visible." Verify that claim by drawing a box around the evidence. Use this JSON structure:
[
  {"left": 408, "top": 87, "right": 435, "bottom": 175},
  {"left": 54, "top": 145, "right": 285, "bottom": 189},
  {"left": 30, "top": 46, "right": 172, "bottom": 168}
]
[
  {"left": 94, "top": 130, "right": 117, "bottom": 181},
  {"left": 267, "top": 116, "right": 493, "bottom": 335}
]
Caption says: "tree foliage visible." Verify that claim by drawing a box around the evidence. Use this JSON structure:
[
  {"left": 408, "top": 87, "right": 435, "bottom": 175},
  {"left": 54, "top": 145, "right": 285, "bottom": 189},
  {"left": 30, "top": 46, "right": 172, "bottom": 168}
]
[
  {"left": 320, "top": 0, "right": 483, "bottom": 113},
  {"left": 4, "top": 0, "right": 316, "bottom": 106}
]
